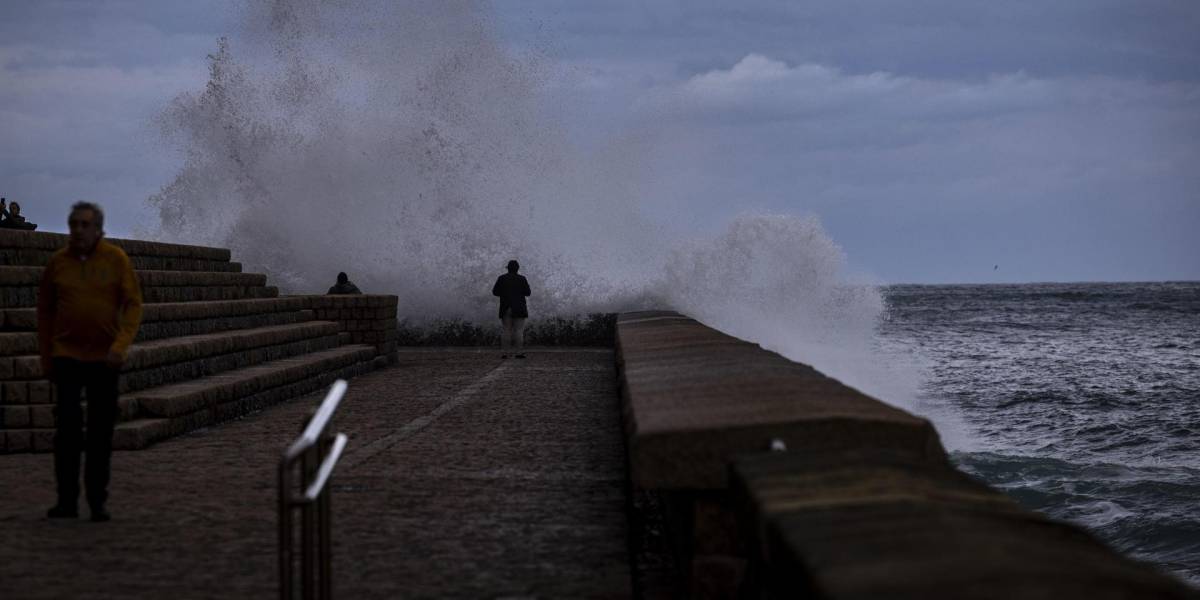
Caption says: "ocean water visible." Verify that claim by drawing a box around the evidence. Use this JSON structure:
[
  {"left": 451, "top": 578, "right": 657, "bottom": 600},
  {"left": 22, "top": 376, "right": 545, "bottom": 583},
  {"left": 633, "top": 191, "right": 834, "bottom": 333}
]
[{"left": 879, "top": 281, "right": 1200, "bottom": 584}]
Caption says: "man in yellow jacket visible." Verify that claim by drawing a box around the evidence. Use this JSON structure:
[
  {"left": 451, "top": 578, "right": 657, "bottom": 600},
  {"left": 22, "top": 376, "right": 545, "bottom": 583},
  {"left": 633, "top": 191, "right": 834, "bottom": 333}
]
[{"left": 37, "top": 202, "right": 142, "bottom": 522}]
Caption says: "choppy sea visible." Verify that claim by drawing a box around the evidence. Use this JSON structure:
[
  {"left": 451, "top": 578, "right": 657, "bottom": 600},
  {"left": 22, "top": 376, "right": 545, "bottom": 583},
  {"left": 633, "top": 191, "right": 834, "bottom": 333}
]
[{"left": 878, "top": 281, "right": 1200, "bottom": 584}]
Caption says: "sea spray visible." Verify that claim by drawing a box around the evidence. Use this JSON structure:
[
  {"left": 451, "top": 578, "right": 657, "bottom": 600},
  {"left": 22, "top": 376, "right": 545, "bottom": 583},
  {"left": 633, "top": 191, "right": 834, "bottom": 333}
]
[
  {"left": 152, "top": 0, "right": 660, "bottom": 317},
  {"left": 657, "top": 213, "right": 972, "bottom": 448},
  {"left": 148, "top": 0, "right": 961, "bottom": 443}
]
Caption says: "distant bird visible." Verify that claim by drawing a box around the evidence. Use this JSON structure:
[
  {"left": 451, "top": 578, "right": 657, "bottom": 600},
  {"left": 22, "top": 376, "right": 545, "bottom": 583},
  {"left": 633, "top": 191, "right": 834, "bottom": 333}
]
[{"left": 994, "top": 265, "right": 999, "bottom": 270}]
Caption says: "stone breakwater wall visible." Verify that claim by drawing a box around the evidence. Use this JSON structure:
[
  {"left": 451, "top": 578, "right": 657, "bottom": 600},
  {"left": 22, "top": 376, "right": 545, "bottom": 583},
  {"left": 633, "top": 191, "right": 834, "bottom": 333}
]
[
  {"left": 0, "top": 229, "right": 395, "bottom": 453},
  {"left": 301, "top": 294, "right": 398, "bottom": 364},
  {"left": 616, "top": 311, "right": 1195, "bottom": 599}
]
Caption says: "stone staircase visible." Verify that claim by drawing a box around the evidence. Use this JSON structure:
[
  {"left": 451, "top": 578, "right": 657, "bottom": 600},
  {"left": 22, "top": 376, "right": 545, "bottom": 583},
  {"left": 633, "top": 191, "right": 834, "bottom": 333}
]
[{"left": 0, "top": 229, "right": 396, "bottom": 453}]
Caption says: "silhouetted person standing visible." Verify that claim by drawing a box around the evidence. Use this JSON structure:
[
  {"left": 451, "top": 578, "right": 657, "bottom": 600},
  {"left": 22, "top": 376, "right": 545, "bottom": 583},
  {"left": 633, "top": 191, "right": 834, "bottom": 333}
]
[
  {"left": 327, "top": 272, "right": 362, "bottom": 294},
  {"left": 492, "top": 260, "right": 531, "bottom": 358},
  {"left": 38, "top": 202, "right": 142, "bottom": 522}
]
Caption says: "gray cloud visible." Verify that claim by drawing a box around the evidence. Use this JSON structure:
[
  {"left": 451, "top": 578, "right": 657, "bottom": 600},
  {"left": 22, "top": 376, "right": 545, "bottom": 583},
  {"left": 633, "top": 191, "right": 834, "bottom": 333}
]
[
  {"left": 508, "top": 0, "right": 1200, "bottom": 282},
  {"left": 2, "top": 1, "right": 1197, "bottom": 282},
  {"left": 501, "top": 0, "right": 1200, "bottom": 81},
  {"left": 0, "top": 1, "right": 223, "bottom": 232}
]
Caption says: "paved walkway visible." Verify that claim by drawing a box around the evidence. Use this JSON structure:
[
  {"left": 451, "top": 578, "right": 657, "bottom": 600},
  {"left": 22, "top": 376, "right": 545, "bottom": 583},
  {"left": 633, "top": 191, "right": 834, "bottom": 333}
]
[{"left": 0, "top": 348, "right": 631, "bottom": 599}]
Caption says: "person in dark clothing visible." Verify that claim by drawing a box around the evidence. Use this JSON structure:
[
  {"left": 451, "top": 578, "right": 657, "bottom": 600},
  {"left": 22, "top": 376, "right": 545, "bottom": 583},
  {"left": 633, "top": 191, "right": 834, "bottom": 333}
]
[
  {"left": 0, "top": 198, "right": 36, "bottom": 229},
  {"left": 38, "top": 202, "right": 142, "bottom": 522},
  {"left": 492, "top": 260, "right": 531, "bottom": 358},
  {"left": 327, "top": 272, "right": 362, "bottom": 295}
]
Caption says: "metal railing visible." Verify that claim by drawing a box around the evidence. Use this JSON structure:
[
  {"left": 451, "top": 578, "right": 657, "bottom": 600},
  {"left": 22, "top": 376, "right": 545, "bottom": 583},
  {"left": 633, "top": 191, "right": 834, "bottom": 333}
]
[{"left": 279, "top": 379, "right": 350, "bottom": 600}]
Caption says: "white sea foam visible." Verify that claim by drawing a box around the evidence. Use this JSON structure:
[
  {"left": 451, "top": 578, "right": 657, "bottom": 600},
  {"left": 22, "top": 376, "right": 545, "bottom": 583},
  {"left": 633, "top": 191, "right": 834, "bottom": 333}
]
[{"left": 147, "top": 0, "right": 957, "bottom": 437}]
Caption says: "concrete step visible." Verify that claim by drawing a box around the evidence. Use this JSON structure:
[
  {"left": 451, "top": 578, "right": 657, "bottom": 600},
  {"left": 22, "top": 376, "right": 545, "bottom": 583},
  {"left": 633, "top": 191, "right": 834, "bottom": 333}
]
[
  {"left": 0, "top": 344, "right": 376, "bottom": 452},
  {"left": 119, "top": 325, "right": 342, "bottom": 395},
  {"left": 0, "top": 305, "right": 315, "bottom": 355},
  {"left": 0, "top": 232, "right": 390, "bottom": 454},
  {"left": 2, "top": 297, "right": 312, "bottom": 333},
  {"left": 0, "top": 272, "right": 276, "bottom": 307},
  {"left": 0, "top": 402, "right": 51, "bottom": 429},
  {"left": 113, "top": 345, "right": 376, "bottom": 450},
  {"left": 3, "top": 321, "right": 343, "bottom": 396},
  {"left": 1, "top": 400, "right": 129, "bottom": 434},
  {"left": 0, "top": 247, "right": 241, "bottom": 272},
  {"left": 0, "top": 266, "right": 266, "bottom": 287},
  {"left": 0, "top": 229, "right": 231, "bottom": 262},
  {"left": 136, "top": 309, "right": 313, "bottom": 344}
]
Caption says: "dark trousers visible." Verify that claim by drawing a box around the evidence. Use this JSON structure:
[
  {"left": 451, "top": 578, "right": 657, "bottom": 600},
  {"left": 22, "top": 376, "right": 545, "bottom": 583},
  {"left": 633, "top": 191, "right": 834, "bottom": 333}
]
[{"left": 52, "top": 358, "right": 119, "bottom": 509}]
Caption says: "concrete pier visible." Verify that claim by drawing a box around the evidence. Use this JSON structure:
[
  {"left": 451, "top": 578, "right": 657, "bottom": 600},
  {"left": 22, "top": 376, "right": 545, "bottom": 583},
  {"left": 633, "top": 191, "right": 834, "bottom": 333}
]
[
  {"left": 0, "top": 348, "right": 630, "bottom": 599},
  {"left": 3, "top": 231, "right": 1193, "bottom": 598}
]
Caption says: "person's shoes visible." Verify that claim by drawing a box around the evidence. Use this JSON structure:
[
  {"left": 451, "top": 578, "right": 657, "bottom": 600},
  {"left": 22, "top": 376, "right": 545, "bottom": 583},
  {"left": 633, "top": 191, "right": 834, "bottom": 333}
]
[
  {"left": 515, "top": 354, "right": 526, "bottom": 359},
  {"left": 89, "top": 506, "right": 110, "bottom": 523},
  {"left": 46, "top": 504, "right": 78, "bottom": 519}
]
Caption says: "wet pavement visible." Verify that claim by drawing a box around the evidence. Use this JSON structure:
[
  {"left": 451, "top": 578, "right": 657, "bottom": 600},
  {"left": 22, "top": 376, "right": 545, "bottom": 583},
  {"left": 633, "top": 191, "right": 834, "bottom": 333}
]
[{"left": 0, "top": 348, "right": 631, "bottom": 599}]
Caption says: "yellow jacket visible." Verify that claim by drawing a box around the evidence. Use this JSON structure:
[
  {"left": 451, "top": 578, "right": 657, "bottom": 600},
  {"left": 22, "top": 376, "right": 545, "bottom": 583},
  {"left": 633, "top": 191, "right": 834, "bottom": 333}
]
[{"left": 37, "top": 240, "right": 143, "bottom": 363}]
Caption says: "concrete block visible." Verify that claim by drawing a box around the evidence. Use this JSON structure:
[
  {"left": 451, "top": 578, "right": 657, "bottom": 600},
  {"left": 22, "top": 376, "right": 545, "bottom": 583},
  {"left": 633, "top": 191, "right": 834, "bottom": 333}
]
[
  {"left": 6, "top": 430, "right": 32, "bottom": 452},
  {"left": 3, "top": 381, "right": 28, "bottom": 405},
  {"left": 5, "top": 309, "right": 36, "bottom": 329},
  {"left": 2, "top": 405, "right": 30, "bottom": 428},
  {"left": 32, "top": 430, "right": 54, "bottom": 452},
  {"left": 30, "top": 404, "right": 55, "bottom": 428},
  {"left": 0, "top": 357, "right": 13, "bottom": 379},
  {"left": 617, "top": 312, "right": 946, "bottom": 490},
  {"left": 765, "top": 499, "right": 1187, "bottom": 599},
  {"left": 118, "top": 397, "right": 139, "bottom": 421},
  {"left": 719, "top": 450, "right": 1200, "bottom": 599},
  {"left": 0, "top": 266, "right": 42, "bottom": 285},
  {"left": 12, "top": 356, "right": 41, "bottom": 379},
  {"left": 0, "top": 332, "right": 37, "bottom": 356},
  {"left": 28, "top": 380, "right": 50, "bottom": 404}
]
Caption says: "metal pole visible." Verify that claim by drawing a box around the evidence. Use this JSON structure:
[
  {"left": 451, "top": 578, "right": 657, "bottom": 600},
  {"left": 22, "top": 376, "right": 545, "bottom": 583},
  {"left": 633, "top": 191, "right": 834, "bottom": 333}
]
[
  {"left": 319, "top": 435, "right": 333, "bottom": 600},
  {"left": 279, "top": 461, "right": 292, "bottom": 600},
  {"left": 302, "top": 450, "right": 316, "bottom": 600},
  {"left": 279, "top": 381, "right": 348, "bottom": 600}
]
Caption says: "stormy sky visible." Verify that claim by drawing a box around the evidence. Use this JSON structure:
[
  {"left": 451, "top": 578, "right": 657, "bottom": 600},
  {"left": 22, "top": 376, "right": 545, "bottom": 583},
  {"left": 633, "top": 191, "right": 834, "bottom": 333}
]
[{"left": 2, "top": 1, "right": 1197, "bottom": 283}]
